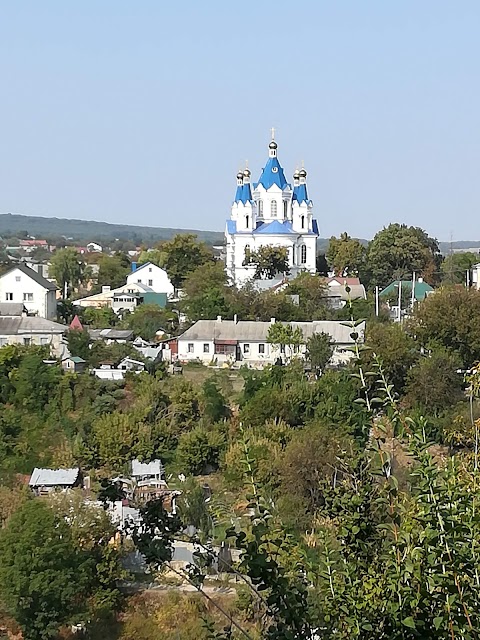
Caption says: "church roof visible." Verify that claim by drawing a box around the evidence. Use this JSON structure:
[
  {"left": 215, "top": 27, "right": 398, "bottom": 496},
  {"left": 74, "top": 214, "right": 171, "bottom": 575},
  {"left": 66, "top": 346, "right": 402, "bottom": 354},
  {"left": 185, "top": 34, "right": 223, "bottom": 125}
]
[
  {"left": 255, "top": 220, "right": 294, "bottom": 234},
  {"left": 292, "top": 184, "right": 309, "bottom": 204},
  {"left": 234, "top": 183, "right": 252, "bottom": 205},
  {"left": 254, "top": 157, "right": 288, "bottom": 190}
]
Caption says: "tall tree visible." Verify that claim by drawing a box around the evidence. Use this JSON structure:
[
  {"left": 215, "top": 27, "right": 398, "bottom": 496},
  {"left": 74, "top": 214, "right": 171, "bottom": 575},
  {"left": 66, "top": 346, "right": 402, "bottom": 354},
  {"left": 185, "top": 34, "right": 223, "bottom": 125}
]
[
  {"left": 367, "top": 223, "right": 440, "bottom": 288},
  {"left": 50, "top": 248, "right": 85, "bottom": 296},
  {"left": 267, "top": 323, "right": 304, "bottom": 360},
  {"left": 243, "top": 244, "right": 290, "bottom": 280},
  {"left": 161, "top": 234, "right": 214, "bottom": 289},
  {"left": 96, "top": 253, "right": 131, "bottom": 290},
  {"left": 181, "top": 261, "right": 230, "bottom": 321},
  {"left": 305, "top": 332, "right": 333, "bottom": 374},
  {"left": 124, "top": 303, "right": 178, "bottom": 341},
  {"left": 440, "top": 251, "right": 478, "bottom": 285},
  {"left": 327, "top": 232, "right": 367, "bottom": 276}
]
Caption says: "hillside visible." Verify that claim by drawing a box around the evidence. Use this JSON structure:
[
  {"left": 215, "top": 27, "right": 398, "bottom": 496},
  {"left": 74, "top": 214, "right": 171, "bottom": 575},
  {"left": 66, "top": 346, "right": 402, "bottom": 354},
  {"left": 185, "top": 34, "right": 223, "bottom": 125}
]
[{"left": 0, "top": 213, "right": 225, "bottom": 245}]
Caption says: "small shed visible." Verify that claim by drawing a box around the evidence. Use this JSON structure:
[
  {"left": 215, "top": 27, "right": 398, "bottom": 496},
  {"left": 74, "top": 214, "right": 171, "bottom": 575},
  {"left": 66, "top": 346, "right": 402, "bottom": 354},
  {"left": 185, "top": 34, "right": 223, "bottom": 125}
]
[
  {"left": 29, "top": 467, "right": 82, "bottom": 495},
  {"left": 62, "top": 356, "right": 87, "bottom": 373}
]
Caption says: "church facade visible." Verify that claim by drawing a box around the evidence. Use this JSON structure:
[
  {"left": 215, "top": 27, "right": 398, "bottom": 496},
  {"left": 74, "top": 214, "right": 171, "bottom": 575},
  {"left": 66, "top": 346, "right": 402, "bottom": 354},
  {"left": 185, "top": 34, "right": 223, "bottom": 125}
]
[{"left": 225, "top": 137, "right": 319, "bottom": 286}]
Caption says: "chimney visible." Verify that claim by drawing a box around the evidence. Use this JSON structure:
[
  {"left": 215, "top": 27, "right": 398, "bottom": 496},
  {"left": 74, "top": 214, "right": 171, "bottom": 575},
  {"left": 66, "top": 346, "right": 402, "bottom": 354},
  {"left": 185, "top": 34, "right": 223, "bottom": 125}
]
[
  {"left": 102, "top": 285, "right": 111, "bottom": 293},
  {"left": 131, "top": 262, "right": 137, "bottom": 272},
  {"left": 270, "top": 317, "right": 276, "bottom": 324},
  {"left": 216, "top": 315, "right": 222, "bottom": 322},
  {"left": 418, "top": 277, "right": 423, "bottom": 283}
]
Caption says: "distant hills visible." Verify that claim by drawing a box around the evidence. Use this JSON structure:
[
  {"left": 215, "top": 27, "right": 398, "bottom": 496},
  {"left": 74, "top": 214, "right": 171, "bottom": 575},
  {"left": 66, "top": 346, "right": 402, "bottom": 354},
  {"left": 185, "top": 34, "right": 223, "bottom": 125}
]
[{"left": 0, "top": 213, "right": 476, "bottom": 255}]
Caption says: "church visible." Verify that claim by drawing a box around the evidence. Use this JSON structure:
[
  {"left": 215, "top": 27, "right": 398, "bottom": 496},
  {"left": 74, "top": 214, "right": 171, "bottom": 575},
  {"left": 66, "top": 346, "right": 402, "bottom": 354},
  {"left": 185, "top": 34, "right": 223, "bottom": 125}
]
[{"left": 225, "top": 134, "right": 319, "bottom": 286}]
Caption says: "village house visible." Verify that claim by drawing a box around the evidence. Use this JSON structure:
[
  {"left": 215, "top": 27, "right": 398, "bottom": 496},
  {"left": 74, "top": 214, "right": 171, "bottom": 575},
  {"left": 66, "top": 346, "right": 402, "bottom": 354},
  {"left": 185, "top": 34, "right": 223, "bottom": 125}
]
[
  {"left": 0, "top": 263, "right": 58, "bottom": 319},
  {"left": 0, "top": 306, "right": 68, "bottom": 358},
  {"left": 176, "top": 317, "right": 364, "bottom": 368},
  {"left": 324, "top": 276, "right": 367, "bottom": 309},
  {"left": 29, "top": 467, "right": 82, "bottom": 495},
  {"left": 127, "top": 262, "right": 175, "bottom": 297}
]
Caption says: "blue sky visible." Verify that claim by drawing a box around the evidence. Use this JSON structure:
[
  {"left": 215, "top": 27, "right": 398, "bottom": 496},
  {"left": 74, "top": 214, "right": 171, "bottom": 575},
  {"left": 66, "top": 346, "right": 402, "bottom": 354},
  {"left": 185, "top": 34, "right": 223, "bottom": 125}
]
[{"left": 0, "top": 1, "right": 479, "bottom": 240}]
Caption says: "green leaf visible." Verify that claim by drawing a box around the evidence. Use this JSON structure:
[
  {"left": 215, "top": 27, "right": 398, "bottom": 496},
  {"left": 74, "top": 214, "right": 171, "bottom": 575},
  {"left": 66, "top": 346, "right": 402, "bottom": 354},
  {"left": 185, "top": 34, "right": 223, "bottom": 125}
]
[{"left": 402, "top": 617, "right": 416, "bottom": 629}]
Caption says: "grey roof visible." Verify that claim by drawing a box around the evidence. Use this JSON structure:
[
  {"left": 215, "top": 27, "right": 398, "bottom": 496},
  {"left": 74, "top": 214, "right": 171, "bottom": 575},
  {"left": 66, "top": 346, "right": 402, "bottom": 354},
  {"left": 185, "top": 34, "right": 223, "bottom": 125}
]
[
  {"left": 178, "top": 320, "right": 365, "bottom": 345},
  {"left": 131, "top": 459, "right": 164, "bottom": 477},
  {"left": 6, "top": 263, "right": 58, "bottom": 291},
  {"left": 0, "top": 316, "right": 67, "bottom": 335},
  {"left": 29, "top": 467, "right": 80, "bottom": 487},
  {"left": 324, "top": 284, "right": 367, "bottom": 301},
  {"left": 0, "top": 303, "right": 25, "bottom": 316},
  {"left": 88, "top": 328, "right": 134, "bottom": 340}
]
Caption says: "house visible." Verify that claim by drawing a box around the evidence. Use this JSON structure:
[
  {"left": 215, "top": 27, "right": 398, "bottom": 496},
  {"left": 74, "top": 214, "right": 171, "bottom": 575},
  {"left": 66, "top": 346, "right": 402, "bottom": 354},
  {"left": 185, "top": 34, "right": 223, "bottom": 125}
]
[
  {"left": 324, "top": 277, "right": 367, "bottom": 309},
  {"left": 88, "top": 328, "right": 134, "bottom": 344},
  {"left": 177, "top": 317, "right": 364, "bottom": 368},
  {"left": 62, "top": 355, "right": 87, "bottom": 373},
  {"left": 73, "top": 282, "right": 167, "bottom": 313},
  {"left": 118, "top": 357, "right": 146, "bottom": 372},
  {"left": 379, "top": 279, "right": 433, "bottom": 303},
  {"left": 126, "top": 262, "right": 175, "bottom": 298},
  {"left": 19, "top": 239, "right": 48, "bottom": 253},
  {"left": 0, "top": 314, "right": 68, "bottom": 358},
  {"left": 0, "top": 264, "right": 58, "bottom": 319},
  {"left": 86, "top": 242, "right": 103, "bottom": 253},
  {"left": 29, "top": 467, "right": 82, "bottom": 495}
]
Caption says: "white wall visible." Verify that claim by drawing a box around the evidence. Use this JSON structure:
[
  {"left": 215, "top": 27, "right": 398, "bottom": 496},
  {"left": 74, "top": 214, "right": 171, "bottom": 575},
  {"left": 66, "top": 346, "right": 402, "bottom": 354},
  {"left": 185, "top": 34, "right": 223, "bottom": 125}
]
[
  {"left": 0, "top": 332, "right": 64, "bottom": 357},
  {"left": 0, "top": 267, "right": 57, "bottom": 319},
  {"left": 126, "top": 263, "right": 174, "bottom": 296}
]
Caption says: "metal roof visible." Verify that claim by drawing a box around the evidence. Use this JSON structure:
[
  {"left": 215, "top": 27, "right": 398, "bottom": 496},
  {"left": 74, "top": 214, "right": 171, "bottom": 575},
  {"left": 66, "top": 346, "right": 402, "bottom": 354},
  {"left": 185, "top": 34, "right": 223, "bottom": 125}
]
[
  {"left": 292, "top": 184, "right": 309, "bottom": 204},
  {"left": 29, "top": 467, "right": 80, "bottom": 487},
  {"left": 131, "top": 459, "right": 164, "bottom": 477},
  {"left": 179, "top": 319, "right": 365, "bottom": 345},
  {"left": 324, "top": 284, "right": 367, "bottom": 301},
  {"left": 254, "top": 156, "right": 288, "bottom": 190},
  {"left": 234, "top": 183, "right": 253, "bottom": 205},
  {"left": 0, "top": 316, "right": 67, "bottom": 335},
  {"left": 88, "top": 328, "right": 134, "bottom": 340},
  {"left": 0, "top": 303, "right": 25, "bottom": 316}
]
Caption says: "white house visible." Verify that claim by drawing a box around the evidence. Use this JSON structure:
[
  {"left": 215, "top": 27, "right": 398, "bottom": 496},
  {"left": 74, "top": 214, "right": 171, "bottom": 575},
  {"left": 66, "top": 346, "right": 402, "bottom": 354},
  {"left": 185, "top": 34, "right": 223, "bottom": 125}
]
[
  {"left": 87, "top": 242, "right": 103, "bottom": 253},
  {"left": 127, "top": 262, "right": 174, "bottom": 297},
  {"left": 0, "top": 314, "right": 68, "bottom": 358},
  {"left": 0, "top": 264, "right": 58, "bottom": 319},
  {"left": 177, "top": 318, "right": 364, "bottom": 368},
  {"left": 225, "top": 134, "right": 319, "bottom": 286}
]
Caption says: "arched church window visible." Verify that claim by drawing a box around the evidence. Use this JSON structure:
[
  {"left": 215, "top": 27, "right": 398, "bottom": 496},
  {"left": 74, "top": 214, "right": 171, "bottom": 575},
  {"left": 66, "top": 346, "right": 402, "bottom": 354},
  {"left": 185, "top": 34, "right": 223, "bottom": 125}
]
[
  {"left": 258, "top": 200, "right": 263, "bottom": 216},
  {"left": 301, "top": 215, "right": 305, "bottom": 229},
  {"left": 284, "top": 201, "right": 288, "bottom": 219},
  {"left": 244, "top": 244, "right": 251, "bottom": 261},
  {"left": 245, "top": 215, "right": 249, "bottom": 229},
  {"left": 300, "top": 245, "right": 307, "bottom": 264},
  {"left": 271, "top": 200, "right": 277, "bottom": 216}
]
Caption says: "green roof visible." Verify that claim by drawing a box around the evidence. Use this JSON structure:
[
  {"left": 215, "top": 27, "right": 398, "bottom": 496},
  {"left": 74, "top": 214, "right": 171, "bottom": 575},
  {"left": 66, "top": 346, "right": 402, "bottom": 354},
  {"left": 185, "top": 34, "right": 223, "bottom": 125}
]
[
  {"left": 142, "top": 292, "right": 167, "bottom": 308},
  {"left": 69, "top": 356, "right": 86, "bottom": 364},
  {"left": 379, "top": 280, "right": 433, "bottom": 301}
]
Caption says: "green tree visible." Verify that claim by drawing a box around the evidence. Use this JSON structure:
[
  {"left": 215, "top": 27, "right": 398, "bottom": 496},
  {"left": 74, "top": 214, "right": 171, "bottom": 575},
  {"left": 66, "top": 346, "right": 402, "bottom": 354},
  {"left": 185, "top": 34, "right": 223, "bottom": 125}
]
[
  {"left": 177, "top": 426, "right": 225, "bottom": 475},
  {"left": 327, "top": 232, "right": 367, "bottom": 276},
  {"left": 408, "top": 286, "right": 480, "bottom": 368},
  {"left": 403, "top": 349, "right": 463, "bottom": 413},
  {"left": 66, "top": 328, "right": 91, "bottom": 360},
  {"left": 125, "top": 303, "right": 177, "bottom": 341},
  {"left": 440, "top": 251, "right": 478, "bottom": 285},
  {"left": 0, "top": 500, "right": 91, "bottom": 640},
  {"left": 267, "top": 323, "right": 304, "bottom": 361},
  {"left": 96, "top": 253, "right": 131, "bottom": 290},
  {"left": 244, "top": 244, "right": 290, "bottom": 280},
  {"left": 201, "top": 378, "right": 230, "bottom": 422},
  {"left": 305, "top": 331, "right": 333, "bottom": 374},
  {"left": 50, "top": 248, "right": 85, "bottom": 296},
  {"left": 367, "top": 223, "right": 441, "bottom": 288},
  {"left": 137, "top": 247, "right": 167, "bottom": 268},
  {"left": 285, "top": 272, "right": 330, "bottom": 320},
  {"left": 181, "top": 261, "right": 230, "bottom": 321},
  {"left": 161, "top": 234, "right": 214, "bottom": 289},
  {"left": 83, "top": 306, "right": 117, "bottom": 328}
]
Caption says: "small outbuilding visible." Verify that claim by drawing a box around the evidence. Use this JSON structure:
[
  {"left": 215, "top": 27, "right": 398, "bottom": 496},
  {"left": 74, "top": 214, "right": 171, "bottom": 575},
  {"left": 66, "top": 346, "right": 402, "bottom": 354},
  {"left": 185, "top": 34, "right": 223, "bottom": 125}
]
[{"left": 29, "top": 467, "right": 82, "bottom": 495}]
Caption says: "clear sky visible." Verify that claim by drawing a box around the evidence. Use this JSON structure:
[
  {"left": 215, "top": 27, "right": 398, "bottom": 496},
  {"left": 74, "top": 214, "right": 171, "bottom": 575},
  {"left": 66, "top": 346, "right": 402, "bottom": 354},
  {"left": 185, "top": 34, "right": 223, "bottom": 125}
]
[{"left": 1, "top": 1, "right": 479, "bottom": 241}]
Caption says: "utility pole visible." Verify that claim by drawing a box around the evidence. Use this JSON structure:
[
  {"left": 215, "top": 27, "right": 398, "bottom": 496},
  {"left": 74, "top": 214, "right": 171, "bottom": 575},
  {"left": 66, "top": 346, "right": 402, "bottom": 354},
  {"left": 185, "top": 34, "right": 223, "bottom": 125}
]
[
  {"left": 411, "top": 271, "right": 416, "bottom": 310},
  {"left": 466, "top": 269, "right": 470, "bottom": 288},
  {"left": 375, "top": 286, "right": 379, "bottom": 317},
  {"left": 397, "top": 280, "right": 402, "bottom": 323}
]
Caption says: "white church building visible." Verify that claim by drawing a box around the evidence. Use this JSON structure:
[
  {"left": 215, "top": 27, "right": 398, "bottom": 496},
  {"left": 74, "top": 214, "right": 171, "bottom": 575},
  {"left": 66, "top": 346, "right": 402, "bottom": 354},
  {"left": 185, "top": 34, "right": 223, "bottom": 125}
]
[{"left": 225, "top": 136, "right": 319, "bottom": 286}]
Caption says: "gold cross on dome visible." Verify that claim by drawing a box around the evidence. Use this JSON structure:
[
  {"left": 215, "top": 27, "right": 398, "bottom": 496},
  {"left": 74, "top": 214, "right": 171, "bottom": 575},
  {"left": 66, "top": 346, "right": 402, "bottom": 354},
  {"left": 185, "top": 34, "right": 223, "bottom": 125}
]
[{"left": 270, "top": 126, "right": 275, "bottom": 140}]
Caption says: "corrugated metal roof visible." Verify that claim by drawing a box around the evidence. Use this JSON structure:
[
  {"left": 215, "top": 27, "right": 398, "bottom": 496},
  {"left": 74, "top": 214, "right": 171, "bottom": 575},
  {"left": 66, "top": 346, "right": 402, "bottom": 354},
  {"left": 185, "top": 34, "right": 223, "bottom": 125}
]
[
  {"left": 29, "top": 467, "right": 80, "bottom": 487},
  {"left": 179, "top": 320, "right": 364, "bottom": 345},
  {"left": 0, "top": 303, "right": 25, "bottom": 316},
  {"left": 0, "top": 316, "right": 66, "bottom": 335},
  {"left": 131, "top": 459, "right": 164, "bottom": 477}
]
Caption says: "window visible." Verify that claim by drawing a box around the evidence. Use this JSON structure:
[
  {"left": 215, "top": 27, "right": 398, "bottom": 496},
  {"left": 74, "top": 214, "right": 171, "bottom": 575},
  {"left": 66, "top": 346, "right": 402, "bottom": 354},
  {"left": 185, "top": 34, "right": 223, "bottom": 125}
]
[
  {"left": 244, "top": 244, "right": 250, "bottom": 259},
  {"left": 215, "top": 343, "right": 236, "bottom": 355},
  {"left": 258, "top": 200, "right": 263, "bottom": 216},
  {"left": 15, "top": 276, "right": 21, "bottom": 282},
  {"left": 40, "top": 338, "right": 49, "bottom": 346},
  {"left": 300, "top": 245, "right": 307, "bottom": 264},
  {"left": 149, "top": 267, "right": 152, "bottom": 272},
  {"left": 245, "top": 215, "right": 249, "bottom": 229},
  {"left": 188, "top": 343, "right": 194, "bottom": 353},
  {"left": 203, "top": 343, "right": 210, "bottom": 353},
  {"left": 259, "top": 343, "right": 265, "bottom": 354},
  {"left": 271, "top": 200, "right": 277, "bottom": 216},
  {"left": 137, "top": 279, "right": 142, "bottom": 284},
  {"left": 148, "top": 279, "right": 153, "bottom": 286},
  {"left": 284, "top": 201, "right": 288, "bottom": 219},
  {"left": 243, "top": 344, "right": 250, "bottom": 354},
  {"left": 280, "top": 344, "right": 285, "bottom": 354},
  {"left": 301, "top": 215, "right": 305, "bottom": 229},
  {"left": 23, "top": 293, "right": 33, "bottom": 302},
  {"left": 5, "top": 293, "right": 12, "bottom": 301},
  {"left": 23, "top": 338, "right": 31, "bottom": 346}
]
